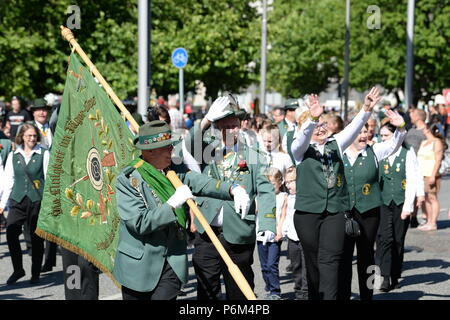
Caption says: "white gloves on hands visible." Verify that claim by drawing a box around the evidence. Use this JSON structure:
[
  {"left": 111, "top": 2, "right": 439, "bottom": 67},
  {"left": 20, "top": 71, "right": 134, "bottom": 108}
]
[
  {"left": 167, "top": 185, "right": 194, "bottom": 209},
  {"left": 258, "top": 231, "right": 276, "bottom": 245},
  {"left": 231, "top": 185, "right": 250, "bottom": 219},
  {"left": 205, "top": 96, "right": 230, "bottom": 122}
]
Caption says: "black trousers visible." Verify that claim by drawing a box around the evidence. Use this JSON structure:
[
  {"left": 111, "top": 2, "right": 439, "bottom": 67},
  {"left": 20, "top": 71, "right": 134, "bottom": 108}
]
[
  {"left": 61, "top": 247, "right": 99, "bottom": 300},
  {"left": 122, "top": 260, "right": 181, "bottom": 300},
  {"left": 6, "top": 197, "right": 44, "bottom": 277},
  {"left": 43, "top": 241, "right": 57, "bottom": 267},
  {"left": 339, "top": 207, "right": 380, "bottom": 300},
  {"left": 376, "top": 202, "right": 410, "bottom": 281},
  {"left": 294, "top": 210, "right": 345, "bottom": 300},
  {"left": 192, "top": 229, "right": 255, "bottom": 300},
  {"left": 287, "top": 238, "right": 308, "bottom": 299}
]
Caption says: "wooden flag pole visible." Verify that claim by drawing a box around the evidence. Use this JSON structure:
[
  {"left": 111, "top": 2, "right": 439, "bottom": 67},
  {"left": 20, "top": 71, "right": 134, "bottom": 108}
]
[
  {"left": 60, "top": 26, "right": 140, "bottom": 130},
  {"left": 60, "top": 26, "right": 257, "bottom": 300},
  {"left": 166, "top": 171, "right": 257, "bottom": 300}
]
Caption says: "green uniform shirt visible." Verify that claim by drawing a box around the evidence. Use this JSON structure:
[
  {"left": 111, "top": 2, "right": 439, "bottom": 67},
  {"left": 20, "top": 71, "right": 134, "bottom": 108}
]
[
  {"left": 0, "top": 139, "right": 12, "bottom": 167},
  {"left": 343, "top": 146, "right": 382, "bottom": 213},
  {"left": 286, "top": 130, "right": 295, "bottom": 164},
  {"left": 379, "top": 146, "right": 408, "bottom": 206},
  {"left": 113, "top": 161, "right": 233, "bottom": 293},
  {"left": 185, "top": 124, "right": 277, "bottom": 244},
  {"left": 277, "top": 120, "right": 289, "bottom": 140},
  {"left": 295, "top": 139, "right": 349, "bottom": 213},
  {"left": 10, "top": 149, "right": 45, "bottom": 203}
]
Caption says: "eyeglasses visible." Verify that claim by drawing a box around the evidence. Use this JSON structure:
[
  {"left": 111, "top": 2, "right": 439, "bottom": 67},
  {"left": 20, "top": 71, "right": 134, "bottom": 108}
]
[{"left": 314, "top": 122, "right": 328, "bottom": 129}]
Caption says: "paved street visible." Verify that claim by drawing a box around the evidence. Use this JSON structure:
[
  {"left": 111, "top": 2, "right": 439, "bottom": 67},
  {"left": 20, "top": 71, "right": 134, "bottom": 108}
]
[{"left": 0, "top": 177, "right": 449, "bottom": 300}]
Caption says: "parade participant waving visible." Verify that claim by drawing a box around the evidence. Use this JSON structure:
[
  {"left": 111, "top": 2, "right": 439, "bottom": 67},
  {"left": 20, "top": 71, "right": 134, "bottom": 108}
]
[
  {"left": 113, "top": 120, "right": 249, "bottom": 300},
  {"left": 0, "top": 124, "right": 49, "bottom": 285},
  {"left": 376, "top": 122, "right": 425, "bottom": 291},
  {"left": 185, "top": 94, "right": 276, "bottom": 300},
  {"left": 339, "top": 110, "right": 407, "bottom": 300},
  {"left": 290, "top": 87, "right": 380, "bottom": 300}
]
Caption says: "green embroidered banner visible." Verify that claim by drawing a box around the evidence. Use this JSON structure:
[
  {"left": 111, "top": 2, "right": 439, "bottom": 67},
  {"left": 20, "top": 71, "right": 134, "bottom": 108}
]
[{"left": 36, "top": 53, "right": 140, "bottom": 284}]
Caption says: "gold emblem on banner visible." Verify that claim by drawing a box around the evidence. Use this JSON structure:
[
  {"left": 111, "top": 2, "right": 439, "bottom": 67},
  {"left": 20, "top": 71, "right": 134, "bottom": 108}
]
[
  {"left": 362, "top": 183, "right": 371, "bottom": 195},
  {"left": 401, "top": 179, "right": 407, "bottom": 190}
]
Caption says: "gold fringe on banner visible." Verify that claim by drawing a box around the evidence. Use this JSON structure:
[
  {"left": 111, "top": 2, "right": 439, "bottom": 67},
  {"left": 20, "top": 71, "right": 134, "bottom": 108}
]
[{"left": 35, "top": 227, "right": 121, "bottom": 289}]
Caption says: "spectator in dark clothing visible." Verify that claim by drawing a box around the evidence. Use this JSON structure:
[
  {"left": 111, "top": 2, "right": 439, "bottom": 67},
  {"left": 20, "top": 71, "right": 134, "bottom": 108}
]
[{"left": 4, "top": 96, "right": 31, "bottom": 140}]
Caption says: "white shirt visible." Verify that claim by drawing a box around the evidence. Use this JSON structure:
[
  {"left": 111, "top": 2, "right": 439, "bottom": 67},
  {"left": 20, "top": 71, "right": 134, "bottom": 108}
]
[
  {"left": 262, "top": 148, "right": 293, "bottom": 176},
  {"left": 35, "top": 120, "right": 53, "bottom": 148},
  {"left": 291, "top": 109, "right": 372, "bottom": 164},
  {"left": 0, "top": 144, "right": 50, "bottom": 209},
  {"left": 282, "top": 194, "right": 299, "bottom": 241},
  {"left": 168, "top": 108, "right": 184, "bottom": 134},
  {"left": 343, "top": 129, "right": 406, "bottom": 166},
  {"left": 386, "top": 147, "right": 425, "bottom": 213},
  {"left": 256, "top": 192, "right": 286, "bottom": 242}
]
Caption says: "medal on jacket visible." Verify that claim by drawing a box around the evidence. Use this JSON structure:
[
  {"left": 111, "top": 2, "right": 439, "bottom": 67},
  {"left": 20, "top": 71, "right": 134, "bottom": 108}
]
[
  {"left": 396, "top": 163, "right": 401, "bottom": 172},
  {"left": 384, "top": 163, "right": 389, "bottom": 174},
  {"left": 314, "top": 144, "right": 335, "bottom": 189}
]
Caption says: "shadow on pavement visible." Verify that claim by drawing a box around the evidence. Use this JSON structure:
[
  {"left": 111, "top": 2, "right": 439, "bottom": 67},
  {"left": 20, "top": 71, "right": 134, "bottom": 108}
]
[
  {"left": 375, "top": 290, "right": 450, "bottom": 300},
  {"left": 401, "top": 272, "right": 450, "bottom": 287},
  {"left": 0, "top": 271, "right": 64, "bottom": 291},
  {"left": 403, "top": 259, "right": 450, "bottom": 271}
]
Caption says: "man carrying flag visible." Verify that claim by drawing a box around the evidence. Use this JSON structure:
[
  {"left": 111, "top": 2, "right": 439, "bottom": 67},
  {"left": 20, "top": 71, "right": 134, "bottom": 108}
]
[{"left": 113, "top": 120, "right": 250, "bottom": 300}]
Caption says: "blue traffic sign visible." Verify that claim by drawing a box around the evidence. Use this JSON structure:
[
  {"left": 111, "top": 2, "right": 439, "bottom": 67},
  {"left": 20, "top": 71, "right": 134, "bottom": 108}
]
[{"left": 171, "top": 48, "right": 188, "bottom": 69}]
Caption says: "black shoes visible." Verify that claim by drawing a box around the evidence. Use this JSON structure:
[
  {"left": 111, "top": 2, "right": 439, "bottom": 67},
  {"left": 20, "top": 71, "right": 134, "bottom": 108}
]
[
  {"left": 30, "top": 276, "right": 40, "bottom": 285},
  {"left": 410, "top": 217, "right": 419, "bottom": 228},
  {"left": 379, "top": 277, "right": 390, "bottom": 292},
  {"left": 7, "top": 270, "right": 26, "bottom": 285},
  {"left": 390, "top": 278, "right": 400, "bottom": 290},
  {"left": 41, "top": 264, "right": 53, "bottom": 273}
]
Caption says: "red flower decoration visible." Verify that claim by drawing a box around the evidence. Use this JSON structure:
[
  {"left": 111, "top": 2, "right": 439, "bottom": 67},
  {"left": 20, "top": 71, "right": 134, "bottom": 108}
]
[
  {"left": 238, "top": 159, "right": 247, "bottom": 169},
  {"left": 0, "top": 144, "right": 3, "bottom": 150}
]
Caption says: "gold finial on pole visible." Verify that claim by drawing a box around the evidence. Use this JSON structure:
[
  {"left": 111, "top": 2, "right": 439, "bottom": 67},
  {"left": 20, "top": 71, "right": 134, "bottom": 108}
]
[{"left": 60, "top": 25, "right": 75, "bottom": 42}]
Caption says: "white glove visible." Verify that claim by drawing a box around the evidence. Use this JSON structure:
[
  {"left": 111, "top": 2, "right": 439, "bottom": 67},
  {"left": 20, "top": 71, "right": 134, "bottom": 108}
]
[
  {"left": 166, "top": 185, "right": 193, "bottom": 209},
  {"left": 205, "top": 96, "right": 230, "bottom": 122},
  {"left": 259, "top": 231, "right": 276, "bottom": 245},
  {"left": 231, "top": 185, "right": 250, "bottom": 219}
]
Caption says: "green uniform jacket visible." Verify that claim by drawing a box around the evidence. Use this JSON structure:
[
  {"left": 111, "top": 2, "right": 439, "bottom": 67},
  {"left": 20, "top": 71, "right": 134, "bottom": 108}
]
[
  {"left": 0, "top": 139, "right": 12, "bottom": 167},
  {"left": 185, "top": 124, "right": 277, "bottom": 245},
  {"left": 10, "top": 147, "right": 45, "bottom": 203},
  {"left": 343, "top": 146, "right": 382, "bottom": 213},
  {"left": 277, "top": 120, "right": 289, "bottom": 141},
  {"left": 113, "top": 161, "right": 233, "bottom": 293},
  {"left": 379, "top": 146, "right": 408, "bottom": 206},
  {"left": 295, "top": 139, "right": 350, "bottom": 213}
]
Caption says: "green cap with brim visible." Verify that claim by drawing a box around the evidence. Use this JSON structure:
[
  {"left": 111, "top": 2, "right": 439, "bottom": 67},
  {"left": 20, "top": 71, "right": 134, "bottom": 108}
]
[
  {"left": 134, "top": 120, "right": 181, "bottom": 150},
  {"left": 30, "top": 98, "right": 52, "bottom": 110},
  {"left": 284, "top": 98, "right": 299, "bottom": 110}
]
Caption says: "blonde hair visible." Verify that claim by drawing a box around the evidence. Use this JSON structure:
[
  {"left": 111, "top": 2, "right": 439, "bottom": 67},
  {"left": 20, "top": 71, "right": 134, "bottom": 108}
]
[{"left": 265, "top": 167, "right": 283, "bottom": 185}]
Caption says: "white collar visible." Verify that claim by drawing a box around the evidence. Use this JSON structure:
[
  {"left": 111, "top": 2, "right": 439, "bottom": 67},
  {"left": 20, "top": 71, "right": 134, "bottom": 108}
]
[
  {"left": 14, "top": 144, "right": 42, "bottom": 155},
  {"left": 343, "top": 145, "right": 368, "bottom": 157}
]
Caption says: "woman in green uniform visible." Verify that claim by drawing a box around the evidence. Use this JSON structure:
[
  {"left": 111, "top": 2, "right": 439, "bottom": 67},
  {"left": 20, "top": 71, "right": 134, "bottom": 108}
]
[
  {"left": 0, "top": 124, "right": 49, "bottom": 285},
  {"left": 290, "top": 87, "right": 381, "bottom": 300},
  {"left": 376, "top": 122, "right": 425, "bottom": 291},
  {"left": 339, "top": 112, "right": 406, "bottom": 300}
]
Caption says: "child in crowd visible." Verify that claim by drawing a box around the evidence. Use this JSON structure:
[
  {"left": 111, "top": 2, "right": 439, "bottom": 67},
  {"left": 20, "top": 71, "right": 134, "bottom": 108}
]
[
  {"left": 257, "top": 167, "right": 286, "bottom": 300},
  {"left": 279, "top": 166, "right": 308, "bottom": 300}
]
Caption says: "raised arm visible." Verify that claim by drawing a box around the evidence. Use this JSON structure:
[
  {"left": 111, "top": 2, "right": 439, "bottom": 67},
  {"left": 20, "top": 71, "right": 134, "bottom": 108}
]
[
  {"left": 291, "top": 94, "right": 322, "bottom": 164},
  {"left": 335, "top": 87, "right": 380, "bottom": 152},
  {"left": 372, "top": 110, "right": 407, "bottom": 161}
]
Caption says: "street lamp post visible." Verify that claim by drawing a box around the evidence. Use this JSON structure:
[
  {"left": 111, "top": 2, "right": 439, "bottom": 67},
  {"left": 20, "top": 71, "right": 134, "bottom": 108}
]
[
  {"left": 405, "top": 0, "right": 415, "bottom": 108},
  {"left": 343, "top": 0, "right": 350, "bottom": 123},
  {"left": 260, "top": 0, "right": 267, "bottom": 115}
]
